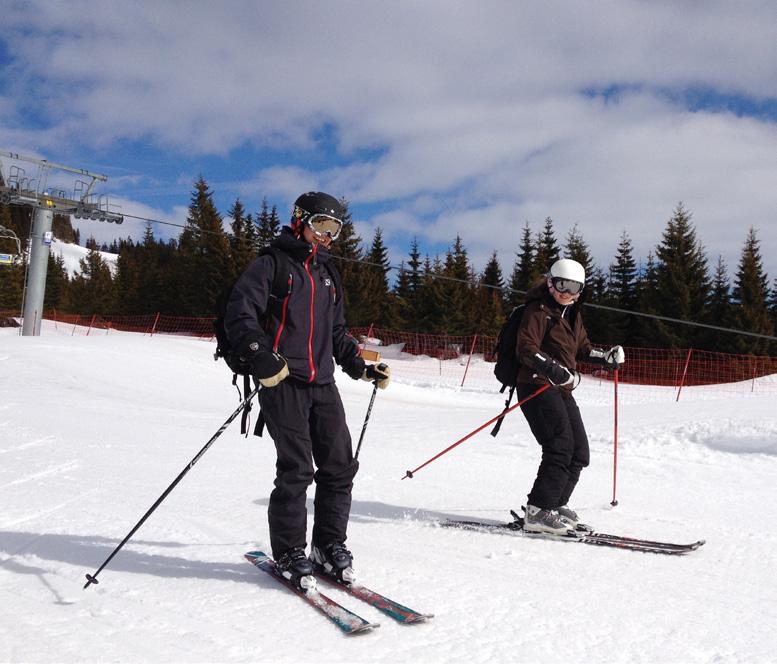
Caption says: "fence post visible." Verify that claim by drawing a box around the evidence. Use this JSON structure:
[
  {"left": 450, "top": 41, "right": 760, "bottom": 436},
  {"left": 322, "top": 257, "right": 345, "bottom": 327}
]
[
  {"left": 71, "top": 315, "right": 79, "bottom": 337},
  {"left": 675, "top": 348, "right": 693, "bottom": 402},
  {"left": 86, "top": 314, "right": 96, "bottom": 337},
  {"left": 751, "top": 356, "right": 757, "bottom": 393},
  {"left": 611, "top": 368, "right": 619, "bottom": 506},
  {"left": 460, "top": 334, "right": 478, "bottom": 387},
  {"left": 149, "top": 312, "right": 161, "bottom": 337}
]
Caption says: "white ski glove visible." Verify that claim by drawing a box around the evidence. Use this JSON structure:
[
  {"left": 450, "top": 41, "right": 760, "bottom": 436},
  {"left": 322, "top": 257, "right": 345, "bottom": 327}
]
[{"left": 589, "top": 345, "right": 625, "bottom": 368}]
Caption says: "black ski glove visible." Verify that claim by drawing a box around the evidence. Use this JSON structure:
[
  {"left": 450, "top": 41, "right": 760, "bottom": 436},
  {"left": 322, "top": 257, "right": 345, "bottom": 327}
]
[
  {"left": 238, "top": 338, "right": 289, "bottom": 388},
  {"left": 533, "top": 353, "right": 574, "bottom": 386},
  {"left": 342, "top": 356, "right": 367, "bottom": 381},
  {"left": 250, "top": 351, "right": 289, "bottom": 388}
]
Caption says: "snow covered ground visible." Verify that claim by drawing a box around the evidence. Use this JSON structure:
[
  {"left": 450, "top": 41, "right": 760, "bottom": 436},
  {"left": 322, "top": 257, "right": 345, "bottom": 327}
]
[{"left": 2, "top": 325, "right": 776, "bottom": 663}]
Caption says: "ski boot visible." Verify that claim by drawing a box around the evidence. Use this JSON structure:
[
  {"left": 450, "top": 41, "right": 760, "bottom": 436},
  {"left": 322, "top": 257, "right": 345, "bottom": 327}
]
[
  {"left": 557, "top": 504, "right": 579, "bottom": 529},
  {"left": 310, "top": 542, "right": 356, "bottom": 584},
  {"left": 276, "top": 547, "right": 316, "bottom": 591},
  {"left": 523, "top": 504, "right": 575, "bottom": 535}
]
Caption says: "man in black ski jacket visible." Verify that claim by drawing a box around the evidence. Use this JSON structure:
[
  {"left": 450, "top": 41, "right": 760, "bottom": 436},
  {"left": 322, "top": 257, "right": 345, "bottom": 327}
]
[{"left": 224, "top": 191, "right": 390, "bottom": 589}]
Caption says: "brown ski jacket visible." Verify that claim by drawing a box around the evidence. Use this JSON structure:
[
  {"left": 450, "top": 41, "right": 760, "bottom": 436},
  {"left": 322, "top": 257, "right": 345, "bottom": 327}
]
[{"left": 516, "top": 281, "right": 593, "bottom": 390}]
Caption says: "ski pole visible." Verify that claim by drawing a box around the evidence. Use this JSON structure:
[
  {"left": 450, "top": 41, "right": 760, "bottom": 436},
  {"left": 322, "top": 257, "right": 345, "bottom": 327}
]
[
  {"left": 354, "top": 380, "right": 379, "bottom": 461},
  {"left": 610, "top": 368, "right": 619, "bottom": 507},
  {"left": 402, "top": 383, "right": 550, "bottom": 480},
  {"left": 83, "top": 387, "right": 260, "bottom": 589}
]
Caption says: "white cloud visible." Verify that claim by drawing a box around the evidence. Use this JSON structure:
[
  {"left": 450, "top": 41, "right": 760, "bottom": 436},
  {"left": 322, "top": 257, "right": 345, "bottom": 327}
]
[{"left": 4, "top": 0, "right": 777, "bottom": 279}]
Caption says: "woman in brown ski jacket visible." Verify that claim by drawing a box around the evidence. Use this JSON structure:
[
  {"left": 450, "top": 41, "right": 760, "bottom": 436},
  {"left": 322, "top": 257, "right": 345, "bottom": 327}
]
[{"left": 515, "top": 259, "right": 625, "bottom": 535}]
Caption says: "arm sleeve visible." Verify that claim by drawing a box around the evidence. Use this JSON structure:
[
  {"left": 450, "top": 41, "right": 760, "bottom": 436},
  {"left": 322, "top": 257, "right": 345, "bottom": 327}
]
[
  {"left": 517, "top": 302, "right": 550, "bottom": 370},
  {"left": 331, "top": 288, "right": 365, "bottom": 379},
  {"left": 223, "top": 255, "right": 275, "bottom": 356},
  {"left": 575, "top": 319, "right": 594, "bottom": 362}
]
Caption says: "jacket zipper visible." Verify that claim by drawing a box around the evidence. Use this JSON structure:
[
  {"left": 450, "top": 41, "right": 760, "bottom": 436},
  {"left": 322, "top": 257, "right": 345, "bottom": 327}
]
[{"left": 304, "top": 248, "right": 318, "bottom": 382}]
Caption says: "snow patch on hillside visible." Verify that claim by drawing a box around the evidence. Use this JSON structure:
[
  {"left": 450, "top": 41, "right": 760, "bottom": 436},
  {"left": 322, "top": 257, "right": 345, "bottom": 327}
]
[{"left": 51, "top": 238, "right": 118, "bottom": 277}]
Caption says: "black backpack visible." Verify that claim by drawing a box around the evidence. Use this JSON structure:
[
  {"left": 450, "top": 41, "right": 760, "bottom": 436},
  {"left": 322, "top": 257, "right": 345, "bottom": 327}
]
[
  {"left": 490, "top": 304, "right": 555, "bottom": 436},
  {"left": 493, "top": 304, "right": 526, "bottom": 390}
]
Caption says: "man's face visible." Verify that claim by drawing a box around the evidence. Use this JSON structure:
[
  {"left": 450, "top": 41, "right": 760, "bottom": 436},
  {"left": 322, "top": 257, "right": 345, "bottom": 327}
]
[{"left": 302, "top": 224, "right": 333, "bottom": 248}]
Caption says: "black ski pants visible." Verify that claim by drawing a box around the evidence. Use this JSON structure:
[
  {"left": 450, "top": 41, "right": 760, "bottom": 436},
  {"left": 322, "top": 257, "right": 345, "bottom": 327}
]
[
  {"left": 258, "top": 379, "right": 358, "bottom": 559},
  {"left": 517, "top": 383, "right": 589, "bottom": 510}
]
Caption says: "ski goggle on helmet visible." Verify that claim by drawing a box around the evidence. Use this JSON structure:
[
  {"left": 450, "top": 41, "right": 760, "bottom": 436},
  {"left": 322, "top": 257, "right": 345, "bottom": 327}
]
[
  {"left": 548, "top": 258, "right": 585, "bottom": 295},
  {"left": 292, "top": 191, "right": 344, "bottom": 241}
]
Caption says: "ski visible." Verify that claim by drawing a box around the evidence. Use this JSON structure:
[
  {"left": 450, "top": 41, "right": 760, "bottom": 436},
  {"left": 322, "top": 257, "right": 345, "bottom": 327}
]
[
  {"left": 244, "top": 551, "right": 379, "bottom": 635},
  {"left": 312, "top": 568, "right": 433, "bottom": 624},
  {"left": 506, "top": 509, "right": 706, "bottom": 551},
  {"left": 442, "top": 512, "right": 704, "bottom": 555}
]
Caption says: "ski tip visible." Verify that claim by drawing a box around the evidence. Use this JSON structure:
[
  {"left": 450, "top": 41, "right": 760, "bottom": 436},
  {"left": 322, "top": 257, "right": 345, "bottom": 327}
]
[
  {"left": 245, "top": 551, "right": 270, "bottom": 563},
  {"left": 347, "top": 622, "right": 381, "bottom": 635}
]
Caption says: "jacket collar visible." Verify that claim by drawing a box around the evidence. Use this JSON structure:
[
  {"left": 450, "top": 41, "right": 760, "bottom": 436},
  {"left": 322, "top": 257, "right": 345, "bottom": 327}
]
[{"left": 273, "top": 227, "right": 331, "bottom": 265}]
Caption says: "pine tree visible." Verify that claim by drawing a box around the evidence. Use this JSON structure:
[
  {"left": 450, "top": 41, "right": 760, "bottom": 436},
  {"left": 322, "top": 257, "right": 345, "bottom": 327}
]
[
  {"left": 605, "top": 231, "right": 638, "bottom": 342},
  {"left": 174, "top": 177, "right": 232, "bottom": 315},
  {"left": 327, "top": 198, "right": 364, "bottom": 324},
  {"left": 44, "top": 252, "right": 70, "bottom": 311},
  {"left": 533, "top": 217, "right": 560, "bottom": 278},
  {"left": 415, "top": 255, "right": 450, "bottom": 335},
  {"left": 632, "top": 252, "right": 662, "bottom": 347},
  {"left": 652, "top": 203, "right": 710, "bottom": 348},
  {"left": 507, "top": 222, "right": 535, "bottom": 307},
  {"left": 0, "top": 203, "right": 25, "bottom": 311},
  {"left": 255, "top": 198, "right": 281, "bottom": 249},
  {"left": 359, "top": 227, "right": 392, "bottom": 327},
  {"left": 228, "top": 198, "right": 255, "bottom": 276},
  {"left": 701, "top": 256, "right": 733, "bottom": 349},
  {"left": 114, "top": 237, "right": 139, "bottom": 314},
  {"left": 476, "top": 251, "right": 506, "bottom": 335},
  {"left": 440, "top": 237, "right": 476, "bottom": 334},
  {"left": 730, "top": 227, "right": 772, "bottom": 355},
  {"left": 392, "top": 238, "right": 423, "bottom": 331},
  {"left": 67, "top": 248, "right": 117, "bottom": 314},
  {"left": 564, "top": 224, "right": 595, "bottom": 278}
]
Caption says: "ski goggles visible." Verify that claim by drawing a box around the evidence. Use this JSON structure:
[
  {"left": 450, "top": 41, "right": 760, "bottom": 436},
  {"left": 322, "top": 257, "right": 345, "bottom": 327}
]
[
  {"left": 307, "top": 213, "right": 343, "bottom": 241},
  {"left": 550, "top": 277, "right": 584, "bottom": 295}
]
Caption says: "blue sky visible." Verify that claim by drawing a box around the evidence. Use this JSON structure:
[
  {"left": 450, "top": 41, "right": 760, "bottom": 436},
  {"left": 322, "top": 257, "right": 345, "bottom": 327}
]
[{"left": 3, "top": 0, "right": 777, "bottom": 283}]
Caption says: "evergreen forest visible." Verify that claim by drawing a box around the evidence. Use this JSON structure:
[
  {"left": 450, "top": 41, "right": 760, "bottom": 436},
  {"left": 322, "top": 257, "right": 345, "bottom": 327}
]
[{"left": 1, "top": 177, "right": 776, "bottom": 355}]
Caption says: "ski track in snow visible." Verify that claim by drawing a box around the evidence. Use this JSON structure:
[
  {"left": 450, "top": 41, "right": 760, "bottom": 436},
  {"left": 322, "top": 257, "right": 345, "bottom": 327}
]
[{"left": 1, "top": 326, "right": 777, "bottom": 663}]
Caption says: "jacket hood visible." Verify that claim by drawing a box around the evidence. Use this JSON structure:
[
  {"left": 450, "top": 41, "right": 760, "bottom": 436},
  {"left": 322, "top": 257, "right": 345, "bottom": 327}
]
[{"left": 525, "top": 279, "right": 551, "bottom": 304}]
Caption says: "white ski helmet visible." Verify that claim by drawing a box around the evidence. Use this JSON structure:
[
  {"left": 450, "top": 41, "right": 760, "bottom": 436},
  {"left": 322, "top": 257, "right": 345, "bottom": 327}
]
[{"left": 548, "top": 259, "right": 585, "bottom": 294}]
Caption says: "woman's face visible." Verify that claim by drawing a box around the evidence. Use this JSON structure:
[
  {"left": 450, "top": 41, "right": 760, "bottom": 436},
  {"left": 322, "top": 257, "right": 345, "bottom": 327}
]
[{"left": 549, "top": 281, "right": 579, "bottom": 306}]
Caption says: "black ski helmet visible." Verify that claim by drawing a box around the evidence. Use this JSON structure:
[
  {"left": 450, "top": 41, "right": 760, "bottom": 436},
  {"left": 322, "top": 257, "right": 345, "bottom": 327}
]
[{"left": 291, "top": 191, "right": 344, "bottom": 235}]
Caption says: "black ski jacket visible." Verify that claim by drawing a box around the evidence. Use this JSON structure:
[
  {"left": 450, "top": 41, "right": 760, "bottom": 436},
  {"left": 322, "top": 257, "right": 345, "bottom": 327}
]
[{"left": 224, "top": 228, "right": 364, "bottom": 385}]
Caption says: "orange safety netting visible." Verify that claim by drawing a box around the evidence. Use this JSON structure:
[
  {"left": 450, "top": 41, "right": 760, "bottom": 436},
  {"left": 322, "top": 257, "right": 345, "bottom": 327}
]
[{"left": 2, "top": 312, "right": 775, "bottom": 393}]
